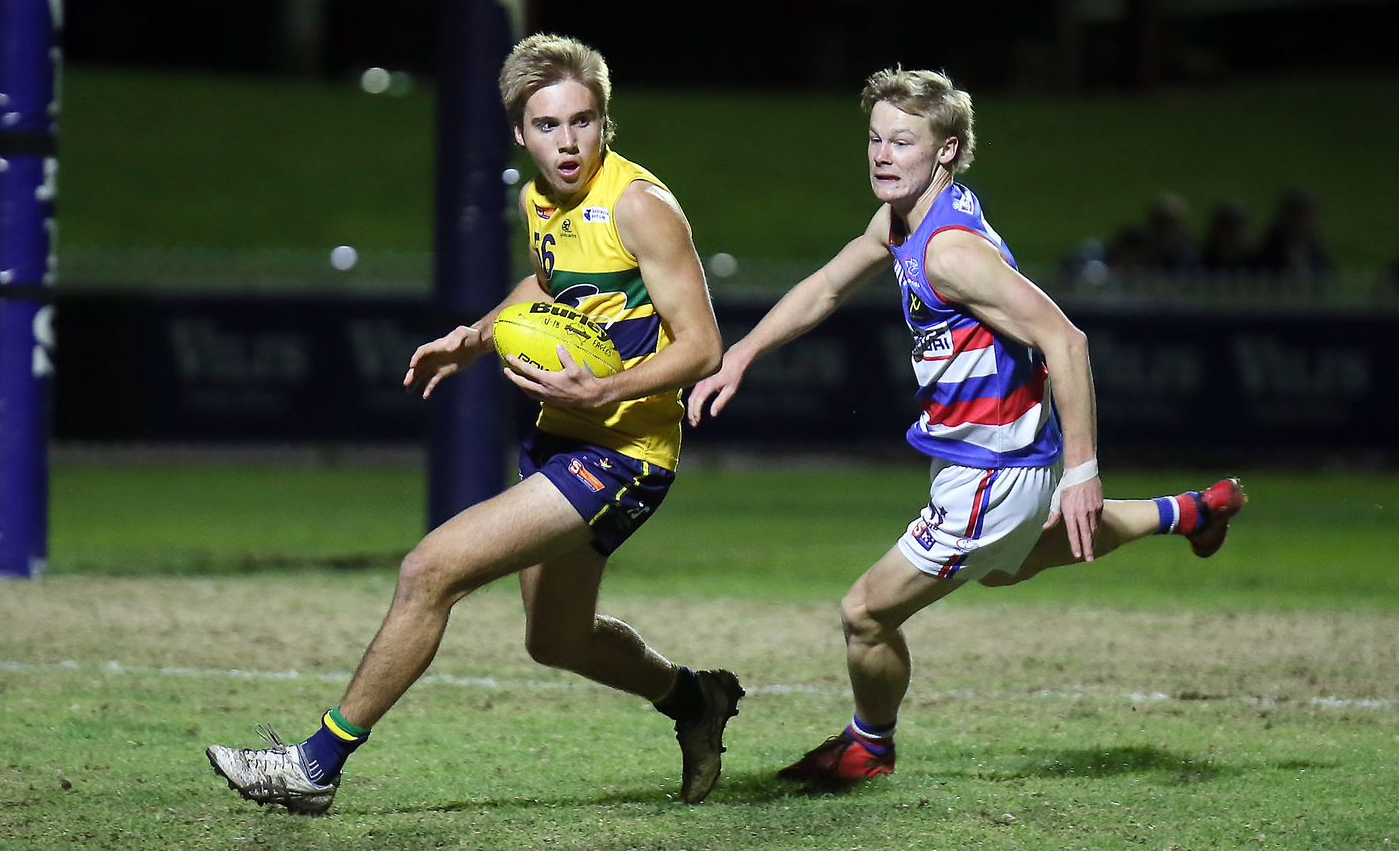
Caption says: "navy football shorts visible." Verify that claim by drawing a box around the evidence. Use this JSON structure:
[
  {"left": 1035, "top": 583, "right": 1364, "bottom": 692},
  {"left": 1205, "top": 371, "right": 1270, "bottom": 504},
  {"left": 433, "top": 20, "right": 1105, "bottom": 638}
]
[{"left": 518, "top": 429, "right": 675, "bottom": 556}]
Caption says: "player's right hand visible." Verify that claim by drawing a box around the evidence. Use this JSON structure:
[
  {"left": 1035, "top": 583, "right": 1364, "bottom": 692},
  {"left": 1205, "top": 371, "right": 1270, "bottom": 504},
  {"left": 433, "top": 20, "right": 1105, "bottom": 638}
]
[
  {"left": 686, "top": 350, "right": 748, "bottom": 425},
  {"left": 404, "top": 325, "right": 484, "bottom": 400}
]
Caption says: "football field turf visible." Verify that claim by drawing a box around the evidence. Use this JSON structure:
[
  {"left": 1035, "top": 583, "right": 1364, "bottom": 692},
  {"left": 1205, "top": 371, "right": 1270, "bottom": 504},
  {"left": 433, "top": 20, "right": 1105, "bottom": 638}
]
[{"left": 2, "top": 463, "right": 1396, "bottom": 849}]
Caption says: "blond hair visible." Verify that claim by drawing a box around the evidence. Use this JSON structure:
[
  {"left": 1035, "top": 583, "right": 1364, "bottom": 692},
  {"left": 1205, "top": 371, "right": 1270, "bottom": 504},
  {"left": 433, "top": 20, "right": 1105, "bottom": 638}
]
[
  {"left": 861, "top": 67, "right": 976, "bottom": 173},
  {"left": 499, "top": 33, "right": 615, "bottom": 145}
]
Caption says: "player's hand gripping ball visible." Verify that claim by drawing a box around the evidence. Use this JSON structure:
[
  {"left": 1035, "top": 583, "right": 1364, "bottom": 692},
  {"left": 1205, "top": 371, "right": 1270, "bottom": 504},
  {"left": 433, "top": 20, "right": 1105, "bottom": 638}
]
[{"left": 493, "top": 302, "right": 623, "bottom": 378}]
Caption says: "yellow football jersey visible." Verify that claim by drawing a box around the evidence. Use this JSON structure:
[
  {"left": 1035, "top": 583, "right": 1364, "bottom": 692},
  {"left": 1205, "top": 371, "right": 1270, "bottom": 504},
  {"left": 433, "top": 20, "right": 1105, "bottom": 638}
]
[{"left": 523, "top": 151, "right": 683, "bottom": 470}]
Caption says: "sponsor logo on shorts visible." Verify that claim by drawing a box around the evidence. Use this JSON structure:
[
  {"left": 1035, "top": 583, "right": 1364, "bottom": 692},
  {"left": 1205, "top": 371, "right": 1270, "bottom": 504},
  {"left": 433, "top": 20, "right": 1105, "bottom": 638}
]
[
  {"left": 954, "top": 537, "right": 978, "bottom": 553},
  {"left": 927, "top": 502, "right": 948, "bottom": 531},
  {"left": 910, "top": 519, "right": 937, "bottom": 551},
  {"left": 568, "top": 458, "right": 605, "bottom": 492}
]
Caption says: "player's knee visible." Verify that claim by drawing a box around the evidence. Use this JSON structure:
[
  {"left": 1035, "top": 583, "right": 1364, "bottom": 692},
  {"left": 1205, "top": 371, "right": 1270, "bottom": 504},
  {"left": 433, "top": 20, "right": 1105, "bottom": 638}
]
[
  {"left": 524, "top": 629, "right": 581, "bottom": 670},
  {"left": 840, "top": 592, "right": 883, "bottom": 643},
  {"left": 394, "top": 547, "right": 452, "bottom": 605}
]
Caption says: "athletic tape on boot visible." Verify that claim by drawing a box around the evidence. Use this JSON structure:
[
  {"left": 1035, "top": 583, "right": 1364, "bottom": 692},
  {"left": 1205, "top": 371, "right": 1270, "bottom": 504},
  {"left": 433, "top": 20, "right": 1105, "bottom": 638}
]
[{"left": 1049, "top": 458, "right": 1099, "bottom": 517}]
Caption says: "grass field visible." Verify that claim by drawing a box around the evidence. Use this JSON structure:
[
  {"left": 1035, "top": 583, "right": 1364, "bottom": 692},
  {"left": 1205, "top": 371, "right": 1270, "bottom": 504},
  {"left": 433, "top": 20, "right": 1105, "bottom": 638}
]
[
  {"left": 2, "top": 463, "right": 1397, "bottom": 849},
  {"left": 61, "top": 67, "right": 1399, "bottom": 271}
]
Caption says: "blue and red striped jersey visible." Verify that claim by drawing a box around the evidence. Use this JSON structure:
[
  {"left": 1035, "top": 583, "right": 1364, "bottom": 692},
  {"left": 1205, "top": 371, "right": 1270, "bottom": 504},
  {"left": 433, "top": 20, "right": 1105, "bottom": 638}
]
[{"left": 887, "top": 183, "right": 1062, "bottom": 468}]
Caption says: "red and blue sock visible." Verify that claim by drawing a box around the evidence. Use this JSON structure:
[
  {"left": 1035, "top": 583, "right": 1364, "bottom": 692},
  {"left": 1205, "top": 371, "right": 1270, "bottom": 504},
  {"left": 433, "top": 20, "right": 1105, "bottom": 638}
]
[
  {"left": 298, "top": 707, "right": 370, "bottom": 785},
  {"left": 1154, "top": 491, "right": 1205, "bottom": 536},
  {"left": 847, "top": 715, "right": 895, "bottom": 755}
]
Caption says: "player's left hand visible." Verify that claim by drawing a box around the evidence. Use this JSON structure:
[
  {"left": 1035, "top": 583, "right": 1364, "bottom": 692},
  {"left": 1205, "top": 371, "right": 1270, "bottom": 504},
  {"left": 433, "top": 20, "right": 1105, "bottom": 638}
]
[
  {"left": 1044, "top": 476, "right": 1104, "bottom": 562},
  {"left": 503, "top": 345, "right": 613, "bottom": 410}
]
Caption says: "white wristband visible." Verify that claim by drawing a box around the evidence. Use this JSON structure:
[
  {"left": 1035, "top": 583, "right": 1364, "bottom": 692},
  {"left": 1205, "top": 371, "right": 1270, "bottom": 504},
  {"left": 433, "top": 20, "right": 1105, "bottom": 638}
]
[
  {"left": 1049, "top": 458, "right": 1099, "bottom": 516},
  {"left": 1060, "top": 459, "right": 1099, "bottom": 489}
]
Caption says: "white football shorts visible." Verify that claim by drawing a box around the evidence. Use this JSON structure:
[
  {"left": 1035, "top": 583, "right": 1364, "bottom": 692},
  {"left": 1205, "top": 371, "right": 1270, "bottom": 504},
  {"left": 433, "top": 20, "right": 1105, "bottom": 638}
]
[{"left": 896, "top": 458, "right": 1063, "bottom": 582}]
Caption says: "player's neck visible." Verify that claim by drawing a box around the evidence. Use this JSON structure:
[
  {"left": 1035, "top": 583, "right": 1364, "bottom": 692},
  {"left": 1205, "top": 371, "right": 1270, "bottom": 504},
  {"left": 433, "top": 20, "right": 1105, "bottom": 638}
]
[{"left": 897, "top": 169, "right": 954, "bottom": 234}]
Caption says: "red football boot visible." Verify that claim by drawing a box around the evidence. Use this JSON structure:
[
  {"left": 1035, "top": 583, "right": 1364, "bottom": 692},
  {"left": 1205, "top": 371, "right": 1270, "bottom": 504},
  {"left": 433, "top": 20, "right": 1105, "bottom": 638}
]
[
  {"left": 776, "top": 730, "right": 895, "bottom": 790},
  {"left": 1188, "top": 477, "right": 1248, "bottom": 558}
]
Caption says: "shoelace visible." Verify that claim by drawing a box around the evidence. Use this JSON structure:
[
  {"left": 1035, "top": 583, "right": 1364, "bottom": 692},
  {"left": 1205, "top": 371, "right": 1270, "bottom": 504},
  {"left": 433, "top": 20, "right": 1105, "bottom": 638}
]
[{"left": 240, "top": 725, "right": 297, "bottom": 772}]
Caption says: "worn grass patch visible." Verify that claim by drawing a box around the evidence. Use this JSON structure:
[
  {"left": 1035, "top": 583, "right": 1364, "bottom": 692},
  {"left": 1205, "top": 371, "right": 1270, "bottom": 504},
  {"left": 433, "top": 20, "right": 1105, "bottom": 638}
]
[{"left": 2, "top": 578, "right": 1396, "bottom": 850}]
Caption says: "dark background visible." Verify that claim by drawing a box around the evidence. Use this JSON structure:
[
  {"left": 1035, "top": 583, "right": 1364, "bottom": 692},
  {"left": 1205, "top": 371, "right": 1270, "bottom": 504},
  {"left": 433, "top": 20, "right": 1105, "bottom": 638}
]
[{"left": 63, "top": 0, "right": 1399, "bottom": 91}]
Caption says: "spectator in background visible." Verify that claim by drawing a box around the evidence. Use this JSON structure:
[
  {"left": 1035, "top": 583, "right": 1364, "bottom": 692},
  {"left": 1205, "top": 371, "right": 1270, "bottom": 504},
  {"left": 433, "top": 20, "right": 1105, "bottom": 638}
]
[
  {"left": 1141, "top": 192, "right": 1201, "bottom": 273},
  {"left": 1200, "top": 199, "right": 1255, "bottom": 274},
  {"left": 1103, "top": 225, "right": 1151, "bottom": 275},
  {"left": 1100, "top": 193, "right": 1199, "bottom": 279},
  {"left": 1253, "top": 187, "right": 1333, "bottom": 280}
]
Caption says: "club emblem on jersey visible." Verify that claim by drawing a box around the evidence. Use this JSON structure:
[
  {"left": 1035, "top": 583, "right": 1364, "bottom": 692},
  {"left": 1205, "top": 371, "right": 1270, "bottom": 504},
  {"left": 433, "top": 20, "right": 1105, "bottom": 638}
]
[
  {"left": 534, "top": 202, "right": 555, "bottom": 221},
  {"left": 953, "top": 190, "right": 975, "bottom": 215},
  {"left": 568, "top": 458, "right": 605, "bottom": 492},
  {"left": 553, "top": 283, "right": 620, "bottom": 329}
]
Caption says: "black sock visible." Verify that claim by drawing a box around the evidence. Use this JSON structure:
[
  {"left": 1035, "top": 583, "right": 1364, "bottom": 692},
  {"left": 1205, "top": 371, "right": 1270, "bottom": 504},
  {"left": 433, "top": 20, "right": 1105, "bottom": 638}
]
[{"left": 654, "top": 666, "right": 703, "bottom": 723}]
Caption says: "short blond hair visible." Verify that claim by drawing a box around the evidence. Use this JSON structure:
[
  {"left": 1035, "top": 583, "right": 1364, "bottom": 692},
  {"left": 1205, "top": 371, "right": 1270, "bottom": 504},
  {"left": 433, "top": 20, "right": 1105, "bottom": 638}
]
[
  {"left": 499, "top": 33, "right": 615, "bottom": 145},
  {"left": 861, "top": 67, "right": 976, "bottom": 173}
]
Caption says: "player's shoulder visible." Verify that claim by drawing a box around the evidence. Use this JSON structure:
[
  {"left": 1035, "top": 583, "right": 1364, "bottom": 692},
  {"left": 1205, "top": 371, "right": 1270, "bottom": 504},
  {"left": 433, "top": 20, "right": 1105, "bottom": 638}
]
[
  {"left": 934, "top": 183, "right": 983, "bottom": 225},
  {"left": 616, "top": 176, "right": 688, "bottom": 239},
  {"left": 861, "top": 204, "right": 894, "bottom": 243}
]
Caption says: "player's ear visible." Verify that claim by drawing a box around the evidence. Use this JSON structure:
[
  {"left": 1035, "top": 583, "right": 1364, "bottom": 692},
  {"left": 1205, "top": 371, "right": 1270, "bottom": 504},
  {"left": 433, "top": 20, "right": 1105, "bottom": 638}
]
[
  {"left": 512, "top": 124, "right": 526, "bottom": 146},
  {"left": 937, "top": 136, "right": 959, "bottom": 167}
]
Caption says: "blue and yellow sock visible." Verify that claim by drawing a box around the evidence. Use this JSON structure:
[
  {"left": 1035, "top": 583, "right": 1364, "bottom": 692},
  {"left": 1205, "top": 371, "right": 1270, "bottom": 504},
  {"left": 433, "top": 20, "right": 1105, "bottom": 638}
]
[{"left": 298, "top": 707, "right": 370, "bottom": 785}]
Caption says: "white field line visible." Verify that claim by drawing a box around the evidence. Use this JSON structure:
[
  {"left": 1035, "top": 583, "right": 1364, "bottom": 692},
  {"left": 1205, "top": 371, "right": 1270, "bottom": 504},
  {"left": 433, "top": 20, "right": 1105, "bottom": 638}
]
[{"left": 2, "top": 658, "right": 1395, "bottom": 712}]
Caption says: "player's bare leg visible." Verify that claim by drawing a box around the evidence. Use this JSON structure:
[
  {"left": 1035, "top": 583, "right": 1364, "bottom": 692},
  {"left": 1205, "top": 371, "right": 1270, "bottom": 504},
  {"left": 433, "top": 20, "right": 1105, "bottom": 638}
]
[
  {"left": 338, "top": 474, "right": 592, "bottom": 727},
  {"left": 779, "top": 547, "right": 957, "bottom": 789},
  {"left": 982, "top": 478, "right": 1247, "bottom": 587},
  {"left": 519, "top": 543, "right": 743, "bottom": 803},
  {"left": 840, "top": 547, "right": 961, "bottom": 726},
  {"left": 980, "top": 498, "right": 1158, "bottom": 586},
  {"left": 206, "top": 474, "right": 592, "bottom": 814},
  {"left": 519, "top": 546, "right": 675, "bottom": 698}
]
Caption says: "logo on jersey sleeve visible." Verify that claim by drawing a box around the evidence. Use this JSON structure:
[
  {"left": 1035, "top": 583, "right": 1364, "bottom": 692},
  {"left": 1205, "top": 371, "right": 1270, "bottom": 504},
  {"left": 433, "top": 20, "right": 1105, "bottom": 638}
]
[{"left": 953, "top": 191, "right": 975, "bottom": 215}]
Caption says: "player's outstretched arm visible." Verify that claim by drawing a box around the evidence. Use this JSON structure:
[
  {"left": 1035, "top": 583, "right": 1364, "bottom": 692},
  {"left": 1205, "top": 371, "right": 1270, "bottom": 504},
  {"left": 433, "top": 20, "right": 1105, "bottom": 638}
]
[
  {"left": 405, "top": 274, "right": 551, "bottom": 400},
  {"left": 407, "top": 185, "right": 555, "bottom": 400},
  {"left": 926, "top": 228, "right": 1104, "bottom": 560},
  {"left": 687, "top": 209, "right": 890, "bottom": 425}
]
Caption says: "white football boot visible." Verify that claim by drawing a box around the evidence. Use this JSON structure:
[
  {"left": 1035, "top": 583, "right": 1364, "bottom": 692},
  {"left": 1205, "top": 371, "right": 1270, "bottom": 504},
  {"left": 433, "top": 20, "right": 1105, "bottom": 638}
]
[{"left": 206, "top": 726, "right": 338, "bottom": 815}]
